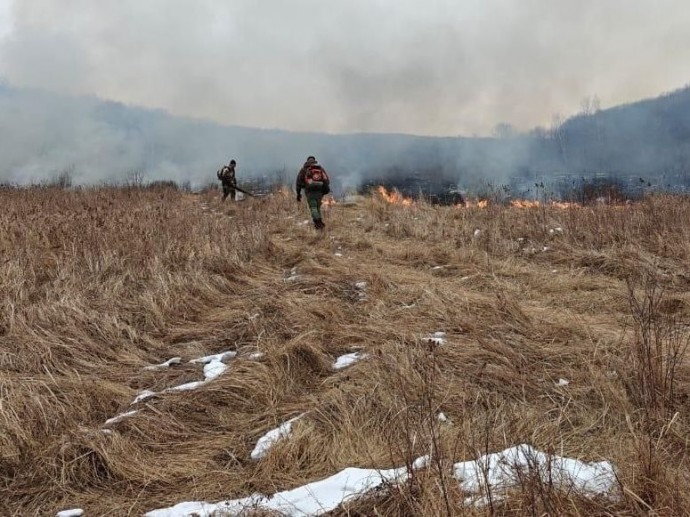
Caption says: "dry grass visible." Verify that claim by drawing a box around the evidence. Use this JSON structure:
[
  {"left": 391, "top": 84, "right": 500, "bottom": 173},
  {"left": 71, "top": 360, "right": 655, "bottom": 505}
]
[{"left": 1, "top": 185, "right": 689, "bottom": 516}]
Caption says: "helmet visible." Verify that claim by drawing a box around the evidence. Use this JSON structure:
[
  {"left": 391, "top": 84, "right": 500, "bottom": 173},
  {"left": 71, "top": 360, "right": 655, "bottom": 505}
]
[{"left": 230, "top": 159, "right": 236, "bottom": 165}]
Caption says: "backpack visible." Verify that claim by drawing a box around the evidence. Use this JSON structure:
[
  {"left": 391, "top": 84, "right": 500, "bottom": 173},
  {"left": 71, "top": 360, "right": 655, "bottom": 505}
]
[
  {"left": 218, "top": 166, "right": 235, "bottom": 182},
  {"left": 305, "top": 165, "right": 328, "bottom": 190}
]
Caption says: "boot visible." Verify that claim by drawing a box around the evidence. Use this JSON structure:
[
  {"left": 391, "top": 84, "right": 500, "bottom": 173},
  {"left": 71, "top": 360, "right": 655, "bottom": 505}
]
[{"left": 314, "top": 219, "right": 325, "bottom": 230}]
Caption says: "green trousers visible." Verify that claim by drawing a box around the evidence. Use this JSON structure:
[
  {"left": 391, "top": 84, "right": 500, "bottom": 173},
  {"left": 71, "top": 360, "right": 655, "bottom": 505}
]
[{"left": 306, "top": 191, "right": 323, "bottom": 221}]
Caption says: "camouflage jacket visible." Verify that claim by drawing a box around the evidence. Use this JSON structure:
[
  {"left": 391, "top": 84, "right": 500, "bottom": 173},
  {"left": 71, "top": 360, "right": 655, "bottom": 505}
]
[
  {"left": 217, "top": 165, "right": 236, "bottom": 185},
  {"left": 296, "top": 162, "right": 330, "bottom": 195}
]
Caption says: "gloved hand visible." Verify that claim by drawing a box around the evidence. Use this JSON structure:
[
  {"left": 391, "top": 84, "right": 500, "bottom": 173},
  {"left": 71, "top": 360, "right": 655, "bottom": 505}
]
[{"left": 296, "top": 193, "right": 302, "bottom": 202}]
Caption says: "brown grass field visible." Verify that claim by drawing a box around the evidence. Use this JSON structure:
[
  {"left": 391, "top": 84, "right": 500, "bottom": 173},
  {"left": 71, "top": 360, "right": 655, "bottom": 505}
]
[{"left": 1, "top": 185, "right": 689, "bottom": 516}]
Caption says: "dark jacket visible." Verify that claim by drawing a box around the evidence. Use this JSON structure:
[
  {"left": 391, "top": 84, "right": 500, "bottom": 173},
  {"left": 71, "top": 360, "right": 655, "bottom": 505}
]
[
  {"left": 296, "top": 162, "right": 330, "bottom": 195},
  {"left": 217, "top": 165, "right": 236, "bottom": 185}
]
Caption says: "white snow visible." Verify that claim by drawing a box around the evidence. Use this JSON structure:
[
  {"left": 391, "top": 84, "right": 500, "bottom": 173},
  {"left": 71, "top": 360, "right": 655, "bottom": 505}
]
[
  {"left": 454, "top": 445, "right": 616, "bottom": 503},
  {"left": 432, "top": 265, "right": 446, "bottom": 270},
  {"left": 354, "top": 281, "right": 368, "bottom": 301},
  {"left": 146, "top": 455, "right": 428, "bottom": 517},
  {"left": 437, "top": 412, "right": 449, "bottom": 423},
  {"left": 147, "top": 446, "right": 615, "bottom": 516},
  {"left": 334, "top": 252, "right": 343, "bottom": 257},
  {"left": 146, "top": 351, "right": 235, "bottom": 396},
  {"left": 104, "top": 410, "right": 139, "bottom": 426},
  {"left": 556, "top": 378, "right": 570, "bottom": 387},
  {"left": 203, "top": 361, "right": 227, "bottom": 381},
  {"left": 250, "top": 414, "right": 305, "bottom": 461},
  {"left": 248, "top": 352, "right": 264, "bottom": 360},
  {"left": 188, "top": 351, "right": 234, "bottom": 381},
  {"left": 165, "top": 381, "right": 205, "bottom": 393},
  {"left": 56, "top": 510, "right": 84, "bottom": 517},
  {"left": 132, "top": 390, "right": 157, "bottom": 405},
  {"left": 144, "top": 357, "right": 182, "bottom": 370},
  {"left": 424, "top": 332, "right": 447, "bottom": 345},
  {"left": 190, "top": 351, "right": 237, "bottom": 365},
  {"left": 286, "top": 267, "right": 300, "bottom": 282},
  {"left": 473, "top": 229, "right": 481, "bottom": 237},
  {"left": 332, "top": 352, "right": 367, "bottom": 370}
]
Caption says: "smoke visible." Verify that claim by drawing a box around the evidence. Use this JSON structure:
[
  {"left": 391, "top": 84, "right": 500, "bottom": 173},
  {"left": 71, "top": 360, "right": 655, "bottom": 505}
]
[
  {"left": 0, "top": 1, "right": 688, "bottom": 189},
  {"left": 1, "top": 0, "right": 689, "bottom": 136}
]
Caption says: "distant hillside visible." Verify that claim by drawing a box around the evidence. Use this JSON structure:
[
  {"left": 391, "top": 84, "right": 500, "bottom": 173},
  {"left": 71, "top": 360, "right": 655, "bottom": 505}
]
[
  {"left": 551, "top": 85, "right": 690, "bottom": 183},
  {"left": 0, "top": 83, "right": 689, "bottom": 193}
]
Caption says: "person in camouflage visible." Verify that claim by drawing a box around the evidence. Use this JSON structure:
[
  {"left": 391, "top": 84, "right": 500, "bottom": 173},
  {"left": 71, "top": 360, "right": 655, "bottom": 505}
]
[
  {"left": 296, "top": 156, "right": 330, "bottom": 230},
  {"left": 217, "top": 159, "right": 237, "bottom": 201}
]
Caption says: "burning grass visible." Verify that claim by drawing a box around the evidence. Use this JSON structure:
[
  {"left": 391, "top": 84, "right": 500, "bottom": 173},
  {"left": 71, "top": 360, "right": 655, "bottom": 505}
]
[{"left": 1, "top": 185, "right": 689, "bottom": 515}]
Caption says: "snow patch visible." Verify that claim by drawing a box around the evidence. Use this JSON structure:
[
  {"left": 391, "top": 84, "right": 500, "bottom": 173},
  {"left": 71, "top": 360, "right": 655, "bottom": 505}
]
[
  {"left": 147, "top": 446, "right": 615, "bottom": 516},
  {"left": 56, "top": 510, "right": 84, "bottom": 517},
  {"left": 333, "top": 352, "right": 367, "bottom": 370},
  {"left": 104, "top": 410, "right": 139, "bottom": 426},
  {"left": 165, "top": 381, "right": 205, "bottom": 393},
  {"left": 203, "top": 361, "right": 228, "bottom": 381},
  {"left": 144, "top": 357, "right": 182, "bottom": 371},
  {"left": 146, "top": 455, "right": 429, "bottom": 517},
  {"left": 354, "top": 281, "right": 368, "bottom": 301},
  {"left": 248, "top": 352, "right": 264, "bottom": 360},
  {"left": 437, "top": 412, "right": 449, "bottom": 423},
  {"left": 556, "top": 378, "right": 570, "bottom": 387},
  {"left": 424, "top": 332, "right": 447, "bottom": 345},
  {"left": 454, "top": 444, "right": 617, "bottom": 503},
  {"left": 251, "top": 414, "right": 306, "bottom": 461},
  {"left": 285, "top": 267, "right": 300, "bottom": 282},
  {"left": 473, "top": 229, "right": 481, "bottom": 237},
  {"left": 190, "top": 351, "right": 237, "bottom": 365},
  {"left": 157, "top": 351, "right": 235, "bottom": 394},
  {"left": 132, "top": 390, "right": 157, "bottom": 405}
]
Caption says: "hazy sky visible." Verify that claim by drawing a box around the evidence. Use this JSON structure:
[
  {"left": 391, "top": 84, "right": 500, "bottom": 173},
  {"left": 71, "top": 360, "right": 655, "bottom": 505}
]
[{"left": 1, "top": 0, "right": 689, "bottom": 136}]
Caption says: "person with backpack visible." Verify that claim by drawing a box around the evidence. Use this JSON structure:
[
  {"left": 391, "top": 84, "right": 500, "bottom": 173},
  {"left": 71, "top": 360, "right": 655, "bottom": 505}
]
[
  {"left": 296, "top": 156, "right": 330, "bottom": 230},
  {"left": 217, "top": 159, "right": 237, "bottom": 201}
]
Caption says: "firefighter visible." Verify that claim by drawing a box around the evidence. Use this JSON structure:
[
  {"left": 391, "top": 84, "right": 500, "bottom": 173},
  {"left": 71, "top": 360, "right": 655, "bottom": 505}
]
[
  {"left": 217, "top": 159, "right": 237, "bottom": 201},
  {"left": 296, "top": 156, "right": 330, "bottom": 230}
]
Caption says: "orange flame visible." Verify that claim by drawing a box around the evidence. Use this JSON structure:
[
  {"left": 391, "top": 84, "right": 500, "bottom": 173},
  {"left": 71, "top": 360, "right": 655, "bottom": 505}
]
[
  {"left": 510, "top": 199, "right": 541, "bottom": 209},
  {"left": 376, "top": 186, "right": 414, "bottom": 206},
  {"left": 462, "top": 199, "right": 489, "bottom": 208},
  {"left": 322, "top": 196, "right": 337, "bottom": 206}
]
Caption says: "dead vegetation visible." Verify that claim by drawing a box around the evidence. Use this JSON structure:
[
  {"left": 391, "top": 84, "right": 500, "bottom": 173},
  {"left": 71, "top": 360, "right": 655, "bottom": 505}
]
[{"left": 1, "top": 185, "right": 689, "bottom": 516}]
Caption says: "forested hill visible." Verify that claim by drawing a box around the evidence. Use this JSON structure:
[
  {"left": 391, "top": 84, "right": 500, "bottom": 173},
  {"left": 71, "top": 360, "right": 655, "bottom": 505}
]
[
  {"left": 0, "top": 83, "right": 689, "bottom": 191},
  {"left": 549, "top": 85, "right": 690, "bottom": 180}
]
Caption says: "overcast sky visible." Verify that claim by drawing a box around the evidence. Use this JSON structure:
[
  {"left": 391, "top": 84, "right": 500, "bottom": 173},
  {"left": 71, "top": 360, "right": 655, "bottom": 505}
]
[{"left": 1, "top": 0, "right": 689, "bottom": 136}]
